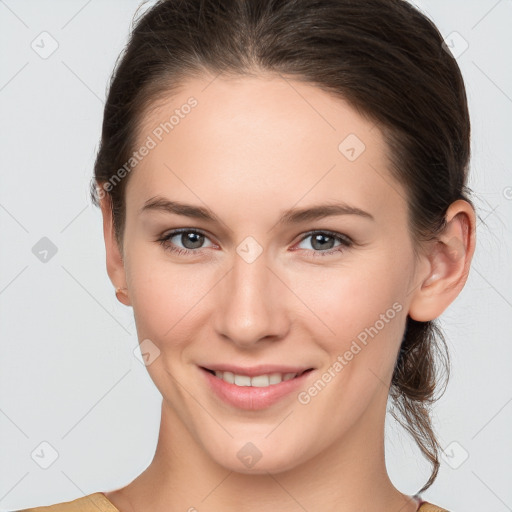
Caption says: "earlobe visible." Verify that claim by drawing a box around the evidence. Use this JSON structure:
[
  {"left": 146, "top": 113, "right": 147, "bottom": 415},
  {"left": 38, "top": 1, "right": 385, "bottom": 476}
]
[
  {"left": 408, "top": 199, "right": 476, "bottom": 322},
  {"left": 99, "top": 193, "right": 131, "bottom": 307},
  {"left": 115, "top": 287, "right": 130, "bottom": 306}
]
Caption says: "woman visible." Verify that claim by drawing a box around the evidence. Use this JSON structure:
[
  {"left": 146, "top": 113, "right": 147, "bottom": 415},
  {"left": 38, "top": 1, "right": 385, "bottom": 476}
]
[{"left": 17, "top": 0, "right": 476, "bottom": 510}]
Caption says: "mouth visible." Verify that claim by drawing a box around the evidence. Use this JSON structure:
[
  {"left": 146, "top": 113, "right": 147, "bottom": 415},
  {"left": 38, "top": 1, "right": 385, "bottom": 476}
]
[
  {"left": 196, "top": 362, "right": 317, "bottom": 411},
  {"left": 201, "top": 367, "right": 314, "bottom": 387},
  {"left": 197, "top": 365, "right": 316, "bottom": 411}
]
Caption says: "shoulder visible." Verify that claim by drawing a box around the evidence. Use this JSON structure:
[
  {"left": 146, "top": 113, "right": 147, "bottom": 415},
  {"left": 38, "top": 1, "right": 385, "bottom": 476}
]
[
  {"left": 12, "top": 492, "right": 119, "bottom": 512},
  {"left": 418, "top": 502, "right": 450, "bottom": 512}
]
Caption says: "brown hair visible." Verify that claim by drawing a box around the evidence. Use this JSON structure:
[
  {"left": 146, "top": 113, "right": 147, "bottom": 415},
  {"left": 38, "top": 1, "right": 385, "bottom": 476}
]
[{"left": 91, "top": 0, "right": 474, "bottom": 493}]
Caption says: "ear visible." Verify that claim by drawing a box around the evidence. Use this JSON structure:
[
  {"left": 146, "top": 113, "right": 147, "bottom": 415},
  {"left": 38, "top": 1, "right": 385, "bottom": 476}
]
[
  {"left": 408, "top": 199, "right": 476, "bottom": 322},
  {"left": 99, "top": 192, "right": 131, "bottom": 307}
]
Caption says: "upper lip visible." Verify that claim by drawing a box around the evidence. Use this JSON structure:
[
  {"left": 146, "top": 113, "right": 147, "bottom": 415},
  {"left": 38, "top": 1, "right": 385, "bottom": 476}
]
[{"left": 200, "top": 364, "right": 314, "bottom": 377}]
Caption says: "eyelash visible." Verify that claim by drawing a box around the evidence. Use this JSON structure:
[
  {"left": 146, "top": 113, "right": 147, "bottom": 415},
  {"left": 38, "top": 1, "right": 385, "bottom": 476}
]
[{"left": 156, "top": 228, "right": 353, "bottom": 258}]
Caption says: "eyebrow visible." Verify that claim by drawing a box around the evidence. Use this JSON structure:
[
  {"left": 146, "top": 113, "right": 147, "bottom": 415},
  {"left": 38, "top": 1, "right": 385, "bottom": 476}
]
[{"left": 139, "top": 196, "right": 374, "bottom": 225}]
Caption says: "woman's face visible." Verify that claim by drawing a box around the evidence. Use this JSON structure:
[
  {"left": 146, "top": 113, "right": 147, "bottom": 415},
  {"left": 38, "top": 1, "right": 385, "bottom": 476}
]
[{"left": 116, "top": 74, "right": 426, "bottom": 473}]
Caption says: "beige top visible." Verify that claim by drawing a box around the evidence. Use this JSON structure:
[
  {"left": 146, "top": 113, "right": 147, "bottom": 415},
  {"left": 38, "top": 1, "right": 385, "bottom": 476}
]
[{"left": 14, "top": 492, "right": 450, "bottom": 511}]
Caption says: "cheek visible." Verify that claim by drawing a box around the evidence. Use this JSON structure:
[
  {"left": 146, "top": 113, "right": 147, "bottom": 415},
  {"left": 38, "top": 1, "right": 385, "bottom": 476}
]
[
  {"left": 125, "top": 253, "right": 213, "bottom": 395},
  {"left": 296, "top": 270, "right": 406, "bottom": 430},
  {"left": 294, "top": 258, "right": 408, "bottom": 393},
  {"left": 125, "top": 247, "right": 213, "bottom": 343},
  {"left": 294, "top": 262, "right": 404, "bottom": 340}
]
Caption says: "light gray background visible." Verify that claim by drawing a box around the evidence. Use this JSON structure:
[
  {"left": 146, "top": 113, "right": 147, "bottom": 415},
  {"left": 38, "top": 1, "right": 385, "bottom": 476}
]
[{"left": 0, "top": 0, "right": 511, "bottom": 510}]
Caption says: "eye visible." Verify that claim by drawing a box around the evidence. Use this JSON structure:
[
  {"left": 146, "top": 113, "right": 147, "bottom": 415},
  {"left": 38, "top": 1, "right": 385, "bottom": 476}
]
[
  {"left": 157, "top": 228, "right": 353, "bottom": 258},
  {"left": 295, "top": 230, "right": 353, "bottom": 257},
  {"left": 157, "top": 228, "right": 214, "bottom": 256}
]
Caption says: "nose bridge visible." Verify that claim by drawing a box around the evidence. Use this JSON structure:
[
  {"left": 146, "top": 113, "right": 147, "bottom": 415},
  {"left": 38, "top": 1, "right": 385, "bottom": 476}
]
[{"left": 213, "top": 245, "right": 288, "bottom": 346}]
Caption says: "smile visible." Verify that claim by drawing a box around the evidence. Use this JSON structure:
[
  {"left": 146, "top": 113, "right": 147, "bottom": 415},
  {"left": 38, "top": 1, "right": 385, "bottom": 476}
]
[
  {"left": 205, "top": 368, "right": 312, "bottom": 387},
  {"left": 200, "top": 366, "right": 315, "bottom": 410}
]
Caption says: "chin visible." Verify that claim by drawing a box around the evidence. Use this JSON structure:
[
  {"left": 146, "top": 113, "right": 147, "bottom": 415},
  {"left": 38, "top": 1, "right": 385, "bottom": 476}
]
[{"left": 206, "top": 438, "right": 309, "bottom": 475}]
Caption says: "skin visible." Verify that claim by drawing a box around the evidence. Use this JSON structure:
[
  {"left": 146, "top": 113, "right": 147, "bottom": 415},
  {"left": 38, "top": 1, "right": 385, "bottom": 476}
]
[{"left": 99, "top": 73, "right": 476, "bottom": 512}]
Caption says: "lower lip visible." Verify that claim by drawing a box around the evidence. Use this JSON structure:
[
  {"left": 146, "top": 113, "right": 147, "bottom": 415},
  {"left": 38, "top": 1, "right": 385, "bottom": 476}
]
[{"left": 200, "top": 367, "right": 314, "bottom": 410}]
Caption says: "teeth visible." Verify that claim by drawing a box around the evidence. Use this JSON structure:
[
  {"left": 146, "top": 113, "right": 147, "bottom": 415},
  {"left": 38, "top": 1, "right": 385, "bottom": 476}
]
[
  {"left": 213, "top": 371, "right": 299, "bottom": 387},
  {"left": 234, "top": 374, "right": 251, "bottom": 386},
  {"left": 269, "top": 373, "right": 282, "bottom": 385},
  {"left": 222, "top": 371, "right": 235, "bottom": 384},
  {"left": 250, "top": 374, "right": 269, "bottom": 387}
]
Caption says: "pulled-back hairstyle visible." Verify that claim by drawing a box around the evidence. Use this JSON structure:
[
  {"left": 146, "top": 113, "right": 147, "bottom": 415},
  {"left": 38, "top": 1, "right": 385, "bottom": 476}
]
[{"left": 91, "top": 0, "right": 474, "bottom": 493}]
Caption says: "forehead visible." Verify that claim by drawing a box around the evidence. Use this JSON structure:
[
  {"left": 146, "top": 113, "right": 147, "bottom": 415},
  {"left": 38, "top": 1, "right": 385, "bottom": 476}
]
[{"left": 126, "top": 74, "right": 409, "bottom": 228}]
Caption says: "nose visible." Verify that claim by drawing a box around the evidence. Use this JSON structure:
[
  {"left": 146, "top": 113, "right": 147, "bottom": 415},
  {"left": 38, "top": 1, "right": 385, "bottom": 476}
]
[{"left": 213, "top": 249, "right": 290, "bottom": 349}]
